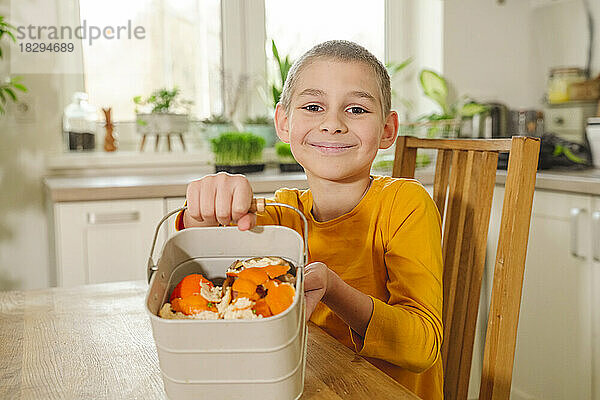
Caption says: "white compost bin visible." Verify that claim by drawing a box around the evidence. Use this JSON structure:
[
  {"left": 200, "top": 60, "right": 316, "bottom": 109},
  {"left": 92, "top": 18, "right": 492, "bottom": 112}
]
[{"left": 145, "top": 203, "right": 308, "bottom": 400}]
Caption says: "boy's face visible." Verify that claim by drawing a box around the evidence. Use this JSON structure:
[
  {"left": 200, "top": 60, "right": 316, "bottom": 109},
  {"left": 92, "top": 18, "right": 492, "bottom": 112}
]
[{"left": 275, "top": 59, "right": 398, "bottom": 182}]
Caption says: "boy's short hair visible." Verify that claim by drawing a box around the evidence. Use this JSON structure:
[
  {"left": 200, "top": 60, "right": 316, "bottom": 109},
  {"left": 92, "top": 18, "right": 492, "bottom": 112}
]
[{"left": 279, "top": 40, "right": 391, "bottom": 119}]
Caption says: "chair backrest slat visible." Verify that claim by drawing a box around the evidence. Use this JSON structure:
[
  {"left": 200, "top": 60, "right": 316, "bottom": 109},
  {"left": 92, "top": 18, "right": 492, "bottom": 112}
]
[
  {"left": 440, "top": 149, "right": 471, "bottom": 377},
  {"left": 456, "top": 151, "right": 499, "bottom": 400},
  {"left": 433, "top": 149, "right": 452, "bottom": 216},
  {"left": 391, "top": 136, "right": 539, "bottom": 400},
  {"left": 393, "top": 136, "right": 417, "bottom": 178},
  {"left": 405, "top": 137, "right": 513, "bottom": 152},
  {"left": 480, "top": 137, "right": 539, "bottom": 400}
]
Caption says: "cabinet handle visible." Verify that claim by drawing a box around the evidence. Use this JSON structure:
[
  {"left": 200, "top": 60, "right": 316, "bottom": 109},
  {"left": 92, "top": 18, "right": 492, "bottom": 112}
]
[
  {"left": 570, "top": 207, "right": 586, "bottom": 259},
  {"left": 592, "top": 211, "right": 600, "bottom": 262},
  {"left": 87, "top": 211, "right": 140, "bottom": 224}
]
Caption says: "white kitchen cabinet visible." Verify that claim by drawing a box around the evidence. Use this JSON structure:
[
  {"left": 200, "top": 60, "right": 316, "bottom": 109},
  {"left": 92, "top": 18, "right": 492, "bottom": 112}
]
[
  {"left": 468, "top": 188, "right": 595, "bottom": 400},
  {"left": 591, "top": 198, "right": 600, "bottom": 400},
  {"left": 511, "top": 189, "right": 593, "bottom": 400},
  {"left": 53, "top": 198, "right": 166, "bottom": 287}
]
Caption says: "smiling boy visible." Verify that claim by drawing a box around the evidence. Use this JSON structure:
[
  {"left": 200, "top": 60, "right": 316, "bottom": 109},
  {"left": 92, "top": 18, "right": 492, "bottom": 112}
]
[{"left": 178, "top": 40, "right": 443, "bottom": 399}]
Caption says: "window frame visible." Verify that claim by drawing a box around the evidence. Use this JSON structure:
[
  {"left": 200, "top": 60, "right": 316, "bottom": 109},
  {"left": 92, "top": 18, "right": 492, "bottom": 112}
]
[
  {"left": 234, "top": 0, "right": 414, "bottom": 120},
  {"left": 73, "top": 1, "right": 435, "bottom": 125}
]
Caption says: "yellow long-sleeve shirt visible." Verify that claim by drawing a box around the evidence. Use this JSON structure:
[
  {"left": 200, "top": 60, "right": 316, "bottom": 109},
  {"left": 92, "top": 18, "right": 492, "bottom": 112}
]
[{"left": 256, "top": 175, "right": 443, "bottom": 400}]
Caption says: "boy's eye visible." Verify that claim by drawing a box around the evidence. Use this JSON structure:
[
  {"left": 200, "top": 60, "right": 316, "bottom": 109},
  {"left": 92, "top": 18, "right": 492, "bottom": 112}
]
[
  {"left": 347, "top": 106, "right": 368, "bottom": 114},
  {"left": 303, "top": 104, "right": 322, "bottom": 112}
]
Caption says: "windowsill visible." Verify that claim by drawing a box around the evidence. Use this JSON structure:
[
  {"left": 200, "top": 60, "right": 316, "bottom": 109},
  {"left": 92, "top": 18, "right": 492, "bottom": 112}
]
[
  {"left": 45, "top": 148, "right": 279, "bottom": 177},
  {"left": 45, "top": 149, "right": 212, "bottom": 177}
]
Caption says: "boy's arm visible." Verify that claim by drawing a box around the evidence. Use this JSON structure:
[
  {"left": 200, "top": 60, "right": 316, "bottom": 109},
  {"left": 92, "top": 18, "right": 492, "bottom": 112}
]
[
  {"left": 348, "top": 183, "right": 443, "bottom": 373},
  {"left": 305, "top": 263, "right": 374, "bottom": 336}
]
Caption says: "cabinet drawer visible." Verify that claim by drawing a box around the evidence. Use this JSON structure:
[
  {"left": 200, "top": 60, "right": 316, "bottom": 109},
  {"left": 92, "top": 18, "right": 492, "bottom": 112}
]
[
  {"left": 54, "top": 198, "right": 165, "bottom": 287},
  {"left": 531, "top": 189, "right": 590, "bottom": 219}
]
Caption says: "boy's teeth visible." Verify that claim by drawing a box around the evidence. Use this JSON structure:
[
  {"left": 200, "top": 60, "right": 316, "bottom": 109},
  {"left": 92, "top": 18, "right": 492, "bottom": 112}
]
[{"left": 312, "top": 143, "right": 352, "bottom": 148}]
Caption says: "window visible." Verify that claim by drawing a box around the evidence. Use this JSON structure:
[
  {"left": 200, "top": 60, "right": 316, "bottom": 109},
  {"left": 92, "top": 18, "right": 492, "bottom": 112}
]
[
  {"left": 265, "top": 0, "right": 384, "bottom": 61},
  {"left": 264, "top": 0, "right": 385, "bottom": 103},
  {"left": 79, "top": 0, "right": 222, "bottom": 123}
]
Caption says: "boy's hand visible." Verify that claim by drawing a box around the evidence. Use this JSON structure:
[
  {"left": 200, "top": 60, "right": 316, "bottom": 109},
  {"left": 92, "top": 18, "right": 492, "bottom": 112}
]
[
  {"left": 304, "top": 262, "right": 333, "bottom": 322},
  {"left": 183, "top": 172, "right": 257, "bottom": 230}
]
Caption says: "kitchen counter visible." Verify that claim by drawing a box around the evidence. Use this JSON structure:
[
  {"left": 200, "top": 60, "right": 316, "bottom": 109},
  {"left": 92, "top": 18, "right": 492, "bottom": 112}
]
[
  {"left": 44, "top": 166, "right": 600, "bottom": 202},
  {"left": 44, "top": 167, "right": 310, "bottom": 202},
  {"left": 0, "top": 281, "right": 419, "bottom": 400}
]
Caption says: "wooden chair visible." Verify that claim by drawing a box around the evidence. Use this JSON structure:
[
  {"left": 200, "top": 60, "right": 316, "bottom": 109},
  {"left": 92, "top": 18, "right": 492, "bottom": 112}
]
[{"left": 392, "top": 136, "right": 541, "bottom": 400}]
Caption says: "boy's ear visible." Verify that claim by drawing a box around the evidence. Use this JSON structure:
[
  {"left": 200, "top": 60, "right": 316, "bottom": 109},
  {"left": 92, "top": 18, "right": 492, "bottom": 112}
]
[
  {"left": 274, "top": 103, "right": 290, "bottom": 143},
  {"left": 379, "top": 111, "right": 399, "bottom": 150}
]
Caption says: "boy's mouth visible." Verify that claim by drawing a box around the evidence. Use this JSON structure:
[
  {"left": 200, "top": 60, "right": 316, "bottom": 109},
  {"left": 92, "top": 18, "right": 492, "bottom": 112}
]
[{"left": 308, "top": 142, "right": 356, "bottom": 154}]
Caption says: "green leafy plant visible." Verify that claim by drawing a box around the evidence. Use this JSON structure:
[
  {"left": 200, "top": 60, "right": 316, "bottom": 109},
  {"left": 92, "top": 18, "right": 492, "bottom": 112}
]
[
  {"left": 419, "top": 69, "right": 488, "bottom": 121},
  {"left": 202, "top": 113, "right": 231, "bottom": 125},
  {"left": 271, "top": 40, "right": 293, "bottom": 108},
  {"left": 405, "top": 69, "right": 489, "bottom": 138},
  {"left": 244, "top": 115, "right": 273, "bottom": 125},
  {"left": 0, "top": 15, "right": 27, "bottom": 115},
  {"left": 210, "top": 132, "right": 266, "bottom": 165},
  {"left": 133, "top": 87, "right": 193, "bottom": 114},
  {"left": 275, "top": 141, "right": 297, "bottom": 163},
  {"left": 385, "top": 57, "right": 413, "bottom": 111}
]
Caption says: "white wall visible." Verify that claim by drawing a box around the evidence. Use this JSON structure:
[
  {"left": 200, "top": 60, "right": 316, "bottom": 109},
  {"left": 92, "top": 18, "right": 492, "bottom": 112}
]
[
  {"left": 386, "top": 0, "right": 443, "bottom": 121},
  {"left": 443, "top": 0, "right": 542, "bottom": 108},
  {"left": 0, "top": 0, "right": 84, "bottom": 290},
  {"left": 443, "top": 0, "right": 600, "bottom": 110}
]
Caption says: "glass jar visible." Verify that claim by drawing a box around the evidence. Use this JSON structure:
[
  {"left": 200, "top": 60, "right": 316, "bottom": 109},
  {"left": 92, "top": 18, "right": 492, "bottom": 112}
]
[
  {"left": 63, "top": 92, "right": 98, "bottom": 151},
  {"left": 547, "top": 67, "right": 586, "bottom": 104}
]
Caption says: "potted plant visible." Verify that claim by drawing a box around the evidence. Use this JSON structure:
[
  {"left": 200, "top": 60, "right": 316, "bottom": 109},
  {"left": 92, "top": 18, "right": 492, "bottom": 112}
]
[
  {"left": 0, "top": 15, "right": 27, "bottom": 115},
  {"left": 201, "top": 113, "right": 234, "bottom": 140},
  {"left": 244, "top": 115, "right": 276, "bottom": 147},
  {"left": 401, "top": 69, "right": 488, "bottom": 139},
  {"left": 210, "top": 131, "right": 266, "bottom": 174},
  {"left": 133, "top": 87, "right": 192, "bottom": 139},
  {"left": 270, "top": 40, "right": 293, "bottom": 109},
  {"left": 275, "top": 142, "right": 303, "bottom": 173}
]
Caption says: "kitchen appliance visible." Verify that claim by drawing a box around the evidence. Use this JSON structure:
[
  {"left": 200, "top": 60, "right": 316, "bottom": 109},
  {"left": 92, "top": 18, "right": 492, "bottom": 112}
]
[
  {"left": 481, "top": 103, "right": 544, "bottom": 139},
  {"left": 483, "top": 104, "right": 543, "bottom": 169},
  {"left": 507, "top": 109, "right": 542, "bottom": 137},
  {"left": 484, "top": 102, "right": 509, "bottom": 138},
  {"left": 586, "top": 117, "right": 600, "bottom": 167},
  {"left": 63, "top": 92, "right": 98, "bottom": 151},
  {"left": 544, "top": 101, "right": 597, "bottom": 145},
  {"left": 145, "top": 201, "right": 307, "bottom": 400}
]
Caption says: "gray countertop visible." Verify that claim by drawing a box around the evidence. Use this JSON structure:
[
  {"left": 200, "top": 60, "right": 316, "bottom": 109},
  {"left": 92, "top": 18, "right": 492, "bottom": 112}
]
[
  {"left": 43, "top": 167, "right": 310, "bottom": 202},
  {"left": 43, "top": 167, "right": 600, "bottom": 203}
]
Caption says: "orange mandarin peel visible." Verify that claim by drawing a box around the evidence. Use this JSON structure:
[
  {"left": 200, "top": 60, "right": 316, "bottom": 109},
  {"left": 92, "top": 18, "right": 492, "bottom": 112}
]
[{"left": 167, "top": 260, "right": 295, "bottom": 318}]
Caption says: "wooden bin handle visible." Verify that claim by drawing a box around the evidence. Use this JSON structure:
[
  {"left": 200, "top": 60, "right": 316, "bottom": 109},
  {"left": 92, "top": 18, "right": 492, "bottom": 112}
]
[{"left": 249, "top": 197, "right": 266, "bottom": 213}]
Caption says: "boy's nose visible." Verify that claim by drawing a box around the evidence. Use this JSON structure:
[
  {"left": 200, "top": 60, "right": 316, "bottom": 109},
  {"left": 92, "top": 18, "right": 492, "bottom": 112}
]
[{"left": 319, "top": 112, "right": 348, "bottom": 134}]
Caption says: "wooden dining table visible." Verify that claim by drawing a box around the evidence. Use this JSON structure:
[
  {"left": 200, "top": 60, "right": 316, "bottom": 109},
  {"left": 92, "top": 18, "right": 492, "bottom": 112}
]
[{"left": 0, "top": 280, "right": 419, "bottom": 400}]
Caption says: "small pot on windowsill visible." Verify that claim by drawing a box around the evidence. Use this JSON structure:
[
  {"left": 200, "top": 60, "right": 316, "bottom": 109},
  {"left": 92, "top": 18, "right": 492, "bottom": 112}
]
[
  {"left": 278, "top": 162, "right": 304, "bottom": 173},
  {"left": 136, "top": 112, "right": 189, "bottom": 134},
  {"left": 277, "top": 157, "right": 304, "bottom": 173},
  {"left": 214, "top": 164, "right": 265, "bottom": 174}
]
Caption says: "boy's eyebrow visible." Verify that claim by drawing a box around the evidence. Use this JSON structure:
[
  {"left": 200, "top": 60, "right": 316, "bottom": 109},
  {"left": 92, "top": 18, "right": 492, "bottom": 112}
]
[
  {"left": 298, "top": 88, "right": 325, "bottom": 97},
  {"left": 348, "top": 90, "right": 376, "bottom": 102},
  {"left": 297, "top": 88, "right": 376, "bottom": 102}
]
